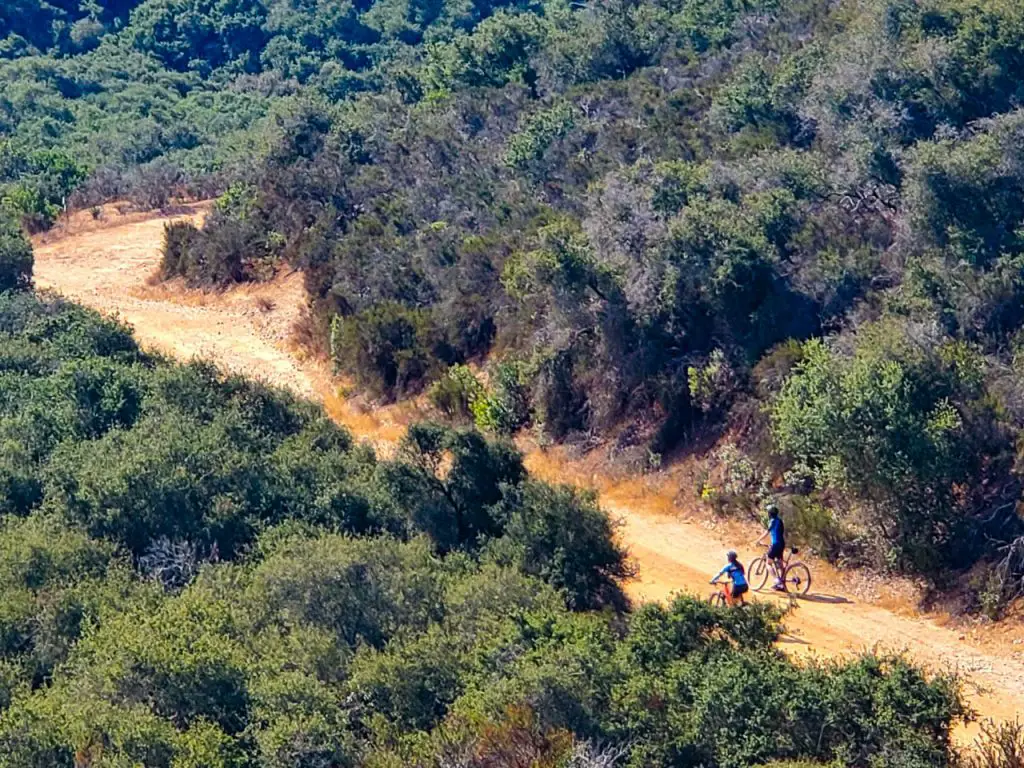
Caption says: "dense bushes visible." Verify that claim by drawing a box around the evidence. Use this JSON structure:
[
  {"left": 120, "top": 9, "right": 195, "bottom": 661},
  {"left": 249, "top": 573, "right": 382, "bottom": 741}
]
[
  {"left": 0, "top": 0, "right": 598, "bottom": 215},
  {"left": 0, "top": 148, "right": 86, "bottom": 233},
  {"left": 0, "top": 290, "right": 981, "bottom": 767},
  {"left": 0, "top": 294, "right": 630, "bottom": 591},
  {"left": 159, "top": 202, "right": 277, "bottom": 286},
  {"left": 11, "top": 0, "right": 1024, "bottom": 597},
  {"left": 0, "top": 546, "right": 971, "bottom": 768},
  {"left": 771, "top": 322, "right": 1017, "bottom": 576},
  {"left": 153, "top": 0, "right": 1024, "bottom": 590},
  {"left": 331, "top": 303, "right": 448, "bottom": 398}
]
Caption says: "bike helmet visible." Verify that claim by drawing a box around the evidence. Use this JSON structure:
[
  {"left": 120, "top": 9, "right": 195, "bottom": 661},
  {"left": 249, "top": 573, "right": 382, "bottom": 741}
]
[
  {"left": 726, "top": 550, "right": 738, "bottom": 561},
  {"left": 766, "top": 503, "right": 779, "bottom": 518}
]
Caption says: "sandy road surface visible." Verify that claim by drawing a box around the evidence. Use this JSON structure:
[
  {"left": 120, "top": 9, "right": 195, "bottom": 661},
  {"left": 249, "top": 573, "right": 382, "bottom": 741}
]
[{"left": 34, "top": 208, "right": 1024, "bottom": 740}]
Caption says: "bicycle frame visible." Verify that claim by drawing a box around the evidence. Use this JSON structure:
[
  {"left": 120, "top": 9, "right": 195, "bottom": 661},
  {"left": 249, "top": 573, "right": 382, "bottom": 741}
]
[
  {"left": 710, "top": 581, "right": 743, "bottom": 607},
  {"left": 766, "top": 547, "right": 795, "bottom": 575}
]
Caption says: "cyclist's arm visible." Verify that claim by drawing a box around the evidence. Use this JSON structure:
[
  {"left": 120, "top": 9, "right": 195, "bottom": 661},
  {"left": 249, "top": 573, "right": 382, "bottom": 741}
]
[
  {"left": 710, "top": 565, "right": 729, "bottom": 584},
  {"left": 754, "top": 530, "right": 768, "bottom": 545}
]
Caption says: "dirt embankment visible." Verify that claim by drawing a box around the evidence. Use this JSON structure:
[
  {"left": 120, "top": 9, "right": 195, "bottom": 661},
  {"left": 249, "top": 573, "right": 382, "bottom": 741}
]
[{"left": 33, "top": 207, "right": 1024, "bottom": 742}]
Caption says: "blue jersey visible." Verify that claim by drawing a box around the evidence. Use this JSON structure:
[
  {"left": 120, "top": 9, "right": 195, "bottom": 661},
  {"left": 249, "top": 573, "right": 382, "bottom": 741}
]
[
  {"left": 768, "top": 517, "right": 784, "bottom": 546},
  {"left": 715, "top": 562, "right": 747, "bottom": 587}
]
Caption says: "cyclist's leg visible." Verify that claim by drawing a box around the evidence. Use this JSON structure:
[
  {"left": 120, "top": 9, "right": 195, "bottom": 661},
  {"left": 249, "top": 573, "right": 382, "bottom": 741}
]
[
  {"left": 769, "top": 545, "right": 785, "bottom": 587},
  {"left": 733, "top": 583, "right": 747, "bottom": 605}
]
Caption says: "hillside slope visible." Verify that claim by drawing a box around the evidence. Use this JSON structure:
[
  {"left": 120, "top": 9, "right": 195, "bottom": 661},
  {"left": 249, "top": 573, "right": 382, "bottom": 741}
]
[{"left": 34, "top": 207, "right": 1024, "bottom": 740}]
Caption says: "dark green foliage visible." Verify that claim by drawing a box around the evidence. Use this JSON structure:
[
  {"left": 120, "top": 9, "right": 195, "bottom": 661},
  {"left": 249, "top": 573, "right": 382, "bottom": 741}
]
[
  {"left": 771, "top": 322, "right": 1017, "bottom": 576},
  {"left": 473, "top": 359, "right": 532, "bottom": 434},
  {"left": 0, "top": 1, "right": 144, "bottom": 55},
  {"left": 0, "top": 212, "right": 32, "bottom": 293},
  {"left": 251, "top": 532, "right": 445, "bottom": 649},
  {"left": 428, "top": 364, "right": 485, "bottom": 422},
  {"left": 0, "top": 148, "right": 87, "bottom": 233},
  {"left": 385, "top": 421, "right": 526, "bottom": 551},
  {"left": 488, "top": 481, "right": 630, "bottom": 610},
  {"left": 0, "top": 514, "right": 125, "bottom": 681},
  {"left": 0, "top": 544, "right": 969, "bottom": 768},
  {"left": 159, "top": 220, "right": 201, "bottom": 280},
  {"left": 127, "top": 0, "right": 269, "bottom": 73},
  {"left": 906, "top": 112, "right": 1024, "bottom": 268},
  {"left": 331, "top": 303, "right": 446, "bottom": 398},
  {"left": 159, "top": 208, "right": 276, "bottom": 286},
  {"left": 0, "top": 290, "right": 975, "bottom": 766}
]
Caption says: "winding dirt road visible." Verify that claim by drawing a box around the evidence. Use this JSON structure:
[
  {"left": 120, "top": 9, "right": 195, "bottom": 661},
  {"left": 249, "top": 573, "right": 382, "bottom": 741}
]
[{"left": 34, "top": 206, "right": 1024, "bottom": 740}]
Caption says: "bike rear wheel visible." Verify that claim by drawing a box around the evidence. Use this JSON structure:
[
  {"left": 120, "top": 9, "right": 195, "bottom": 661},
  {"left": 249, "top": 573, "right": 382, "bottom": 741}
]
[
  {"left": 749, "top": 556, "right": 770, "bottom": 591},
  {"left": 783, "top": 562, "right": 812, "bottom": 595}
]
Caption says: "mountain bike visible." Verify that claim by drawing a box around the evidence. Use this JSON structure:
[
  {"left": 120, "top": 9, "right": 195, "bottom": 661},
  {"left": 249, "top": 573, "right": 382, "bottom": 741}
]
[
  {"left": 707, "top": 581, "right": 747, "bottom": 608},
  {"left": 748, "top": 547, "right": 812, "bottom": 595}
]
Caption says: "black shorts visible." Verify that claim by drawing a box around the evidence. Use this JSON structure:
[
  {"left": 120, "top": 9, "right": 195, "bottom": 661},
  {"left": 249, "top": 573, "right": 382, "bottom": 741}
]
[
  {"left": 731, "top": 583, "right": 749, "bottom": 599},
  {"left": 767, "top": 542, "right": 785, "bottom": 561}
]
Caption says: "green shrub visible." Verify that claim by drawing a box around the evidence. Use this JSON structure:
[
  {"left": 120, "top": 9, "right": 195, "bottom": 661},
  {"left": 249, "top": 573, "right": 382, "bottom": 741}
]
[
  {"left": 0, "top": 212, "right": 32, "bottom": 293},
  {"left": 250, "top": 533, "right": 445, "bottom": 649},
  {"left": 487, "top": 481, "right": 630, "bottom": 610},
  {"left": 331, "top": 303, "right": 444, "bottom": 399},
  {"left": 771, "top": 321, "right": 1014, "bottom": 576},
  {"left": 471, "top": 360, "right": 533, "bottom": 435},
  {"left": 428, "top": 364, "right": 485, "bottom": 422},
  {"left": 386, "top": 422, "right": 526, "bottom": 551},
  {"left": 160, "top": 221, "right": 202, "bottom": 281},
  {"left": 789, "top": 498, "right": 856, "bottom": 565},
  {"left": 2, "top": 184, "right": 59, "bottom": 234},
  {"left": 160, "top": 213, "right": 277, "bottom": 287},
  {"left": 504, "top": 101, "right": 578, "bottom": 173},
  {"left": 687, "top": 349, "right": 738, "bottom": 415},
  {"left": 532, "top": 348, "right": 588, "bottom": 439},
  {"left": 347, "top": 625, "right": 465, "bottom": 733}
]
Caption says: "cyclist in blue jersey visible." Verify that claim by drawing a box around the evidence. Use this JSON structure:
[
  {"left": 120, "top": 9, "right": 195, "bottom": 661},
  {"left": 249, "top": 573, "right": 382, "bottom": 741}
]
[
  {"left": 755, "top": 504, "right": 786, "bottom": 590},
  {"left": 710, "top": 550, "right": 748, "bottom": 606}
]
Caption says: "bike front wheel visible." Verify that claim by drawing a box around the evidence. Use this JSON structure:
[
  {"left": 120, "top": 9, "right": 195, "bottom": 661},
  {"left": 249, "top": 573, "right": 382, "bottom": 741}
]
[
  {"left": 749, "top": 556, "right": 770, "bottom": 591},
  {"left": 708, "top": 590, "right": 727, "bottom": 608},
  {"left": 783, "top": 562, "right": 812, "bottom": 595}
]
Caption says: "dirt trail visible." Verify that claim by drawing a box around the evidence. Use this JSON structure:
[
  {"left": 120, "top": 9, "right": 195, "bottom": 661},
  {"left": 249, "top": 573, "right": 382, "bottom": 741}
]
[
  {"left": 34, "top": 208, "right": 1024, "bottom": 740},
  {"left": 33, "top": 205, "right": 412, "bottom": 453}
]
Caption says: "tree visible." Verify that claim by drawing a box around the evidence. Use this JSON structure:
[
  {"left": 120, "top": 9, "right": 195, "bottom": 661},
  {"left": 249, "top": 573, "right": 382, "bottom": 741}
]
[
  {"left": 488, "top": 480, "right": 630, "bottom": 610},
  {"left": 771, "top": 321, "right": 1016, "bottom": 575},
  {"left": 385, "top": 422, "right": 525, "bottom": 551}
]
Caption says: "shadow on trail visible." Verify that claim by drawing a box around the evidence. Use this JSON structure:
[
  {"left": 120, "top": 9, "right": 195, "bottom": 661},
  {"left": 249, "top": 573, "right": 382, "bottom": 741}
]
[
  {"left": 753, "top": 589, "right": 854, "bottom": 605},
  {"left": 796, "top": 593, "right": 853, "bottom": 605},
  {"left": 778, "top": 631, "right": 810, "bottom": 645}
]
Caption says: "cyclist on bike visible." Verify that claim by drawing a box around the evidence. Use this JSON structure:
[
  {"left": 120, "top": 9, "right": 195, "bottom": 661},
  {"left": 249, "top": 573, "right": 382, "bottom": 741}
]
[
  {"left": 710, "top": 550, "right": 748, "bottom": 606},
  {"left": 755, "top": 503, "right": 786, "bottom": 591}
]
